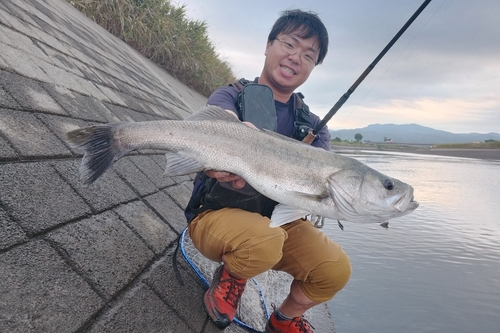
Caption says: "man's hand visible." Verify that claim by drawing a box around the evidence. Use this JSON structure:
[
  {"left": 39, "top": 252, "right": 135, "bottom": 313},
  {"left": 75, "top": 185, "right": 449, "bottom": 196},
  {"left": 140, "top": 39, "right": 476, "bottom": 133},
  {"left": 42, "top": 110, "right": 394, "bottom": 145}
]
[{"left": 205, "top": 170, "right": 246, "bottom": 189}]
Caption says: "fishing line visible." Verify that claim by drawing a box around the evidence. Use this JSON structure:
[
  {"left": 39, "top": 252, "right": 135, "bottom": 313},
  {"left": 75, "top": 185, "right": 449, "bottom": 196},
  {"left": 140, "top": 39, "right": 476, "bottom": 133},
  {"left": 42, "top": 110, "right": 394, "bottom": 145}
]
[
  {"left": 307, "top": 0, "right": 435, "bottom": 141},
  {"left": 335, "top": 0, "right": 448, "bottom": 129}
]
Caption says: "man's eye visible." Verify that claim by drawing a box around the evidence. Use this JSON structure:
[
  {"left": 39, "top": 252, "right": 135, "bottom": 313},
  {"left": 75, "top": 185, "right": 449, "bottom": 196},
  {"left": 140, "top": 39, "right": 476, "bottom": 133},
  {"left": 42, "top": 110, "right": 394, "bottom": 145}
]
[
  {"left": 284, "top": 42, "right": 294, "bottom": 49},
  {"left": 304, "top": 54, "right": 315, "bottom": 62}
]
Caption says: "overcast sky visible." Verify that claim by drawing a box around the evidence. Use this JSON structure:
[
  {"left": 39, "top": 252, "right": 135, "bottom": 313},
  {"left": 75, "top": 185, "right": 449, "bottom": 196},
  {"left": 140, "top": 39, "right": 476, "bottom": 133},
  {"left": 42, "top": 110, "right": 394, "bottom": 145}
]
[{"left": 177, "top": 0, "right": 499, "bottom": 134}]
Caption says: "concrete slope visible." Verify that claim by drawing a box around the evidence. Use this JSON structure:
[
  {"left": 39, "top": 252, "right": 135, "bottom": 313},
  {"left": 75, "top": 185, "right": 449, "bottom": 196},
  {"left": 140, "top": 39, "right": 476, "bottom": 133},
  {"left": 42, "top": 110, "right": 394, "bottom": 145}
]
[{"left": 0, "top": 0, "right": 335, "bottom": 332}]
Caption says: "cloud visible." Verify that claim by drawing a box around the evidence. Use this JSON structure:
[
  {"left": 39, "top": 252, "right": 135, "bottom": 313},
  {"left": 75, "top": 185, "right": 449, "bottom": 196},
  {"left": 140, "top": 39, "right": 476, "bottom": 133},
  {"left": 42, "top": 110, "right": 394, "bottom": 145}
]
[{"left": 180, "top": 0, "right": 500, "bottom": 134}]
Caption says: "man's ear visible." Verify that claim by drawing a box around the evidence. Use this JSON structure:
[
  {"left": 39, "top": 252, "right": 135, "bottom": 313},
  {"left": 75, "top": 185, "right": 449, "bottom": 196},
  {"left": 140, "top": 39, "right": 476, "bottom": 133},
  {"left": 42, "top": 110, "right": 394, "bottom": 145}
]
[{"left": 265, "top": 40, "right": 273, "bottom": 55}]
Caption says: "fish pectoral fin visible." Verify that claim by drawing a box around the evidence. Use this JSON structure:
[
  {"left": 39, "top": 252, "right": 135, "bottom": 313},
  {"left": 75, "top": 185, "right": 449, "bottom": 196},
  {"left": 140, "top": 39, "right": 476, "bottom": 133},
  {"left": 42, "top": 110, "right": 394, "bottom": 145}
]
[
  {"left": 291, "top": 190, "right": 330, "bottom": 203},
  {"left": 269, "top": 204, "right": 309, "bottom": 228},
  {"left": 164, "top": 152, "right": 204, "bottom": 177},
  {"left": 185, "top": 105, "right": 242, "bottom": 123}
]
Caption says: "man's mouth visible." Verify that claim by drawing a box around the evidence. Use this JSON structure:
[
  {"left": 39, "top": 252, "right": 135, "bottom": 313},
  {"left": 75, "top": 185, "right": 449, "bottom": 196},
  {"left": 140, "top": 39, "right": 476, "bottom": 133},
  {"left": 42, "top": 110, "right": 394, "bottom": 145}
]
[{"left": 280, "top": 65, "right": 296, "bottom": 76}]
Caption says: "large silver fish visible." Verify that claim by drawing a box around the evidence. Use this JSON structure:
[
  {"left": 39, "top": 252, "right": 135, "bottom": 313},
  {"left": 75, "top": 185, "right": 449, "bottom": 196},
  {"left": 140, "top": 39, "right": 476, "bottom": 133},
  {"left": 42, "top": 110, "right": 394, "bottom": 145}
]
[{"left": 66, "top": 106, "right": 418, "bottom": 224}]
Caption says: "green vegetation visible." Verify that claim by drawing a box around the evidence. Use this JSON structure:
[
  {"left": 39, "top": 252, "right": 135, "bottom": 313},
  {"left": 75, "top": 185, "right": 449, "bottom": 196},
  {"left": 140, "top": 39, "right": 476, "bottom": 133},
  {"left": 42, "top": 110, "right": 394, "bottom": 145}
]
[
  {"left": 66, "top": 0, "right": 236, "bottom": 96},
  {"left": 354, "top": 133, "right": 363, "bottom": 142}
]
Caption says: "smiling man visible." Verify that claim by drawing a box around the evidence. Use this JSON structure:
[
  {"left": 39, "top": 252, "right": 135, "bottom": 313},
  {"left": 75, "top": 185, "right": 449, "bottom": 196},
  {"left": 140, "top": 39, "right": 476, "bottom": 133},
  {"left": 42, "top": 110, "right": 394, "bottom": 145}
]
[{"left": 185, "top": 10, "right": 352, "bottom": 333}]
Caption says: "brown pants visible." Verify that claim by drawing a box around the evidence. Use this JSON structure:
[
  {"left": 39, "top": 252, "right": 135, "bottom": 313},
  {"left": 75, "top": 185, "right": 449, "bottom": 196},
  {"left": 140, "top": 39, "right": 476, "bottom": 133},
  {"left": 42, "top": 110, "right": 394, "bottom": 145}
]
[{"left": 188, "top": 208, "right": 352, "bottom": 302}]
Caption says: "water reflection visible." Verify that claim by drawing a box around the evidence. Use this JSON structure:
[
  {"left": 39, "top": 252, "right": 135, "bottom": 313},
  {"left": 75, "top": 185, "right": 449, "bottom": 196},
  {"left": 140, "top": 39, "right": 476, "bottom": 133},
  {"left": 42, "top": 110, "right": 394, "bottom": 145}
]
[{"left": 326, "top": 152, "right": 500, "bottom": 333}]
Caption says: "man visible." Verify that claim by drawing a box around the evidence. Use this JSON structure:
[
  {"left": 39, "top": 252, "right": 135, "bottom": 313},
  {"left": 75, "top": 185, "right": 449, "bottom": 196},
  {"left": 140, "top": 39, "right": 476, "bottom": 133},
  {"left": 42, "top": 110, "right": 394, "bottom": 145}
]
[{"left": 185, "top": 9, "right": 351, "bottom": 333}]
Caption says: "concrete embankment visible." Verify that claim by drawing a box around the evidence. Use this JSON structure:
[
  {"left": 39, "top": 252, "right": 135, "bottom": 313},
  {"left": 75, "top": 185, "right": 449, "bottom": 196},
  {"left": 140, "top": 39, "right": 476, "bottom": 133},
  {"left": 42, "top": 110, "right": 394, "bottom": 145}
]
[{"left": 0, "top": 1, "right": 335, "bottom": 332}]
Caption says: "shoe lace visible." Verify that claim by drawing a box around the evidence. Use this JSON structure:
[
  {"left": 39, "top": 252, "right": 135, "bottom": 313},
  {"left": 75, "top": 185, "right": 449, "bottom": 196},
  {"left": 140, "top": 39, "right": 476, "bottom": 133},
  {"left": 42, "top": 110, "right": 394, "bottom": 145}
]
[
  {"left": 220, "top": 277, "right": 245, "bottom": 308},
  {"left": 269, "top": 304, "right": 316, "bottom": 333},
  {"left": 292, "top": 316, "right": 315, "bottom": 333}
]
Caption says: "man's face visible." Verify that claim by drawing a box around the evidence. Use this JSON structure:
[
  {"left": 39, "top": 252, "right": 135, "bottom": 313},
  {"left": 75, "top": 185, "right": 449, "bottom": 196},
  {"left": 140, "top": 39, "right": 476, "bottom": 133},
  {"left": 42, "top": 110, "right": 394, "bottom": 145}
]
[{"left": 262, "top": 32, "right": 320, "bottom": 93}]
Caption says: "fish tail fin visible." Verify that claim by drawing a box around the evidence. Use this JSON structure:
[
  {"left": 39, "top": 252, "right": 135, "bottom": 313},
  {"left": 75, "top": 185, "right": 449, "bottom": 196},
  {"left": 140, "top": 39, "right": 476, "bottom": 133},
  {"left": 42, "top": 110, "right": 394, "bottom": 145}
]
[{"left": 66, "top": 124, "right": 129, "bottom": 186}]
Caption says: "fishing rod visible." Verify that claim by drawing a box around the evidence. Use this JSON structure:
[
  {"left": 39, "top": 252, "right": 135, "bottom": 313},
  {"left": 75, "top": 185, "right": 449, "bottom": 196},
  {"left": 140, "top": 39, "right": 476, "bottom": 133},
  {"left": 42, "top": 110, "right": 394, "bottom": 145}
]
[{"left": 303, "top": 0, "right": 433, "bottom": 144}]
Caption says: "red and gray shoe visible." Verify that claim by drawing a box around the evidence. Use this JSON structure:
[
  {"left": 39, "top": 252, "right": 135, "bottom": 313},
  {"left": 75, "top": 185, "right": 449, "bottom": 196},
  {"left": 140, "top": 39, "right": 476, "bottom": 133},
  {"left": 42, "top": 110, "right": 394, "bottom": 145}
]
[
  {"left": 265, "top": 306, "right": 315, "bottom": 333},
  {"left": 203, "top": 265, "right": 247, "bottom": 329}
]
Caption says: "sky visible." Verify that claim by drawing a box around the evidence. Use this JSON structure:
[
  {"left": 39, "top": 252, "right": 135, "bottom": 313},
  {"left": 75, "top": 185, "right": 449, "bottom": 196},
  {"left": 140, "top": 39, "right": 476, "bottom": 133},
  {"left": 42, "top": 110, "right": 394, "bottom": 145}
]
[{"left": 175, "top": 0, "right": 500, "bottom": 134}]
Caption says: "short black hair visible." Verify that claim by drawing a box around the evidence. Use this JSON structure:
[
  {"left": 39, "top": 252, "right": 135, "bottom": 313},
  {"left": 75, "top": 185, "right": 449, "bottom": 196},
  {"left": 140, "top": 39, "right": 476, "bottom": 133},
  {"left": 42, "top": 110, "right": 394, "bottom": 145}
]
[{"left": 268, "top": 9, "right": 329, "bottom": 65}]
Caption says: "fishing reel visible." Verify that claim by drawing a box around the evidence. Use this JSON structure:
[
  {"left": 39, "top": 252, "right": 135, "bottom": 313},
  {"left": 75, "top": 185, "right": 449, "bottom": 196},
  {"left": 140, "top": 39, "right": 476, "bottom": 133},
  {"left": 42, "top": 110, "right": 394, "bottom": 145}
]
[{"left": 293, "top": 124, "right": 314, "bottom": 141}]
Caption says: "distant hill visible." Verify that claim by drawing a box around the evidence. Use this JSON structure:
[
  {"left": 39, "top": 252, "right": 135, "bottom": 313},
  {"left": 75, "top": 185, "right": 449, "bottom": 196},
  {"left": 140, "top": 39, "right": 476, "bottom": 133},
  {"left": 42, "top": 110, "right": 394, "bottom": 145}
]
[{"left": 329, "top": 124, "right": 500, "bottom": 144}]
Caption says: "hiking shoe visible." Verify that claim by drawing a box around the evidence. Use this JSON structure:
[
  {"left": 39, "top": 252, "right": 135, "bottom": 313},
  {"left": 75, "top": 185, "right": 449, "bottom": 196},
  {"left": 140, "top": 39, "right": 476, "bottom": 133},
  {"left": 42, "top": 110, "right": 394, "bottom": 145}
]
[
  {"left": 265, "top": 307, "right": 315, "bottom": 333},
  {"left": 204, "top": 265, "right": 247, "bottom": 329}
]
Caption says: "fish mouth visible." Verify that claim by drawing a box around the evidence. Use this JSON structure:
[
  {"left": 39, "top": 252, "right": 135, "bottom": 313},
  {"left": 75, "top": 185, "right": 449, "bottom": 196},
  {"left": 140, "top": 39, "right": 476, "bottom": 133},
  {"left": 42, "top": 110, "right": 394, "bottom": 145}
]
[
  {"left": 394, "top": 187, "right": 419, "bottom": 212},
  {"left": 407, "top": 196, "right": 419, "bottom": 210}
]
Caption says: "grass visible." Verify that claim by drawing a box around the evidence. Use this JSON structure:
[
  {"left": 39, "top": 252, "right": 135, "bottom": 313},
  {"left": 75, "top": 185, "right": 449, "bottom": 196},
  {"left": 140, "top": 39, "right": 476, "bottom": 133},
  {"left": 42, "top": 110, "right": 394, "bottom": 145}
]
[{"left": 66, "top": 0, "right": 236, "bottom": 97}]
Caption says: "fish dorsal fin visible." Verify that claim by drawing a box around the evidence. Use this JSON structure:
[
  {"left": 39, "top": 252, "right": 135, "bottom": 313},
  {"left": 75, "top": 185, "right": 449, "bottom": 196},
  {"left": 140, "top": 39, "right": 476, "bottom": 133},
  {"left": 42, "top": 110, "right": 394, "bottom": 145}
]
[
  {"left": 164, "top": 152, "right": 204, "bottom": 177},
  {"left": 185, "top": 105, "right": 241, "bottom": 123}
]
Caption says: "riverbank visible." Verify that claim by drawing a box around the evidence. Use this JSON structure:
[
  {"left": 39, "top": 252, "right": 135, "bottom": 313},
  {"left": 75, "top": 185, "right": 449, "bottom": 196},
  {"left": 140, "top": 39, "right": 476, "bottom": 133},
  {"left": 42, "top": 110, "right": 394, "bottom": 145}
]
[
  {"left": 397, "top": 148, "right": 500, "bottom": 161},
  {"left": 331, "top": 144, "right": 500, "bottom": 161}
]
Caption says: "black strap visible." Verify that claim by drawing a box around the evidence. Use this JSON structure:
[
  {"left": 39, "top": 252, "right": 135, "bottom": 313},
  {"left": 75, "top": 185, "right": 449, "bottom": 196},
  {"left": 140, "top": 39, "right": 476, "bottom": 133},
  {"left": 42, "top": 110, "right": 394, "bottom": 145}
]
[{"left": 172, "top": 233, "right": 184, "bottom": 285}]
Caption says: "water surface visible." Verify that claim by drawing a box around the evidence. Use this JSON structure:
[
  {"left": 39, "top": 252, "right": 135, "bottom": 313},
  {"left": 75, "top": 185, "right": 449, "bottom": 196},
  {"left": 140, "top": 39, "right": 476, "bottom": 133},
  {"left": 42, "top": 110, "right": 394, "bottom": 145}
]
[{"left": 326, "top": 151, "right": 500, "bottom": 333}]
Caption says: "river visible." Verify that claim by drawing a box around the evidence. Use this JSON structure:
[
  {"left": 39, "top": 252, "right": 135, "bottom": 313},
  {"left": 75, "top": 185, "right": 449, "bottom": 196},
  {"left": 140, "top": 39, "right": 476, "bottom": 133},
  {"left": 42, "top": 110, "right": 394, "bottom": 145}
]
[{"left": 326, "top": 151, "right": 500, "bottom": 333}]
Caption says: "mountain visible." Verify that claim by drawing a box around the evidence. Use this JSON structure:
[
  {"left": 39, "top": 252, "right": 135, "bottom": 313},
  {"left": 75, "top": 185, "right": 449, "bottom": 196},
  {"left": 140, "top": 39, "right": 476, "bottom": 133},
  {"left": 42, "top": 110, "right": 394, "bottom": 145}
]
[{"left": 329, "top": 124, "right": 500, "bottom": 144}]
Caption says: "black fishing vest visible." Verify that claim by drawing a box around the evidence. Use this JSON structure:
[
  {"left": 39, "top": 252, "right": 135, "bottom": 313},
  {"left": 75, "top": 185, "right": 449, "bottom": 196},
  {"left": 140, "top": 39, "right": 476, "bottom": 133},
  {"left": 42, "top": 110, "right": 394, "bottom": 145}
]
[{"left": 231, "top": 78, "right": 315, "bottom": 141}]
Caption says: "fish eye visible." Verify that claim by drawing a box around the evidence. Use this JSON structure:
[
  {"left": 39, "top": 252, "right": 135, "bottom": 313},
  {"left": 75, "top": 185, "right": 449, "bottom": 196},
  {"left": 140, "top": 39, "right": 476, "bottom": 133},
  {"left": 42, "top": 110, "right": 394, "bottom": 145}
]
[{"left": 383, "top": 179, "right": 394, "bottom": 190}]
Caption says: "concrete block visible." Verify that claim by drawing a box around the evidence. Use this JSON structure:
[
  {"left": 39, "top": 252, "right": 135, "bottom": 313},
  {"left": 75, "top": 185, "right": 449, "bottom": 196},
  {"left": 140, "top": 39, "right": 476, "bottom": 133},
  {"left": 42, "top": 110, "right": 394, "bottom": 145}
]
[
  {"left": 68, "top": 57, "right": 98, "bottom": 79},
  {"left": 53, "top": 160, "right": 137, "bottom": 213},
  {"left": 95, "top": 84, "right": 127, "bottom": 106},
  {"left": 0, "top": 161, "right": 91, "bottom": 235},
  {"left": 125, "top": 109, "right": 151, "bottom": 122},
  {"left": 35, "top": 41, "right": 81, "bottom": 75},
  {"left": 31, "top": 26, "right": 72, "bottom": 58},
  {"left": 0, "top": 240, "right": 103, "bottom": 333},
  {"left": 0, "top": 84, "right": 19, "bottom": 109},
  {"left": 0, "top": 70, "right": 63, "bottom": 113},
  {"left": 0, "top": 13, "right": 46, "bottom": 60},
  {"left": 0, "top": 51, "right": 7, "bottom": 69},
  {"left": 0, "top": 22, "right": 12, "bottom": 46},
  {"left": 143, "top": 191, "right": 187, "bottom": 234},
  {"left": 143, "top": 102, "right": 168, "bottom": 118},
  {"left": 128, "top": 155, "right": 176, "bottom": 189},
  {"left": 117, "top": 93, "right": 150, "bottom": 113},
  {"left": 46, "top": 211, "right": 154, "bottom": 300},
  {"left": 144, "top": 253, "right": 208, "bottom": 331},
  {"left": 35, "top": 113, "right": 93, "bottom": 155},
  {"left": 110, "top": 156, "right": 159, "bottom": 197},
  {"left": 165, "top": 183, "right": 194, "bottom": 209},
  {"left": 104, "top": 102, "right": 137, "bottom": 122},
  {"left": 36, "top": 60, "right": 89, "bottom": 94},
  {"left": 0, "top": 41, "right": 51, "bottom": 83},
  {"left": 114, "top": 200, "right": 177, "bottom": 255},
  {"left": 41, "top": 83, "right": 110, "bottom": 122},
  {"left": 89, "top": 67, "right": 119, "bottom": 89},
  {"left": 0, "top": 134, "right": 18, "bottom": 160},
  {"left": 0, "top": 109, "right": 72, "bottom": 158},
  {"left": 0, "top": 206, "right": 27, "bottom": 250},
  {"left": 87, "top": 283, "right": 193, "bottom": 333}
]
